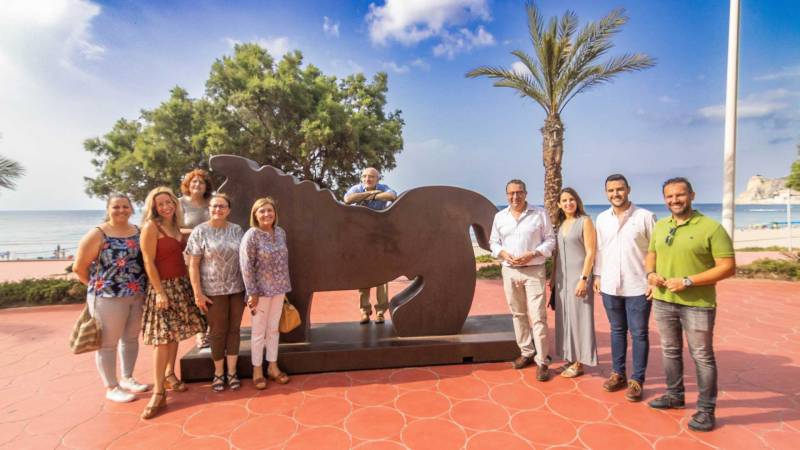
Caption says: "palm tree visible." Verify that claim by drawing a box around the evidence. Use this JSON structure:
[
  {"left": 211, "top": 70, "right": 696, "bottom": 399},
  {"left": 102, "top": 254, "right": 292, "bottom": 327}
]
[
  {"left": 0, "top": 154, "right": 25, "bottom": 191},
  {"left": 467, "top": 2, "right": 655, "bottom": 220}
]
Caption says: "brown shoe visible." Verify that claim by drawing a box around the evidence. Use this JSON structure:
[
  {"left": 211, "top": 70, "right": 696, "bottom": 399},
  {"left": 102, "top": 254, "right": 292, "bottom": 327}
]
[
  {"left": 360, "top": 312, "right": 370, "bottom": 324},
  {"left": 375, "top": 312, "right": 385, "bottom": 324},
  {"left": 536, "top": 364, "right": 550, "bottom": 382},
  {"left": 511, "top": 355, "right": 534, "bottom": 369},
  {"left": 625, "top": 380, "right": 643, "bottom": 402},
  {"left": 602, "top": 372, "right": 627, "bottom": 392}
]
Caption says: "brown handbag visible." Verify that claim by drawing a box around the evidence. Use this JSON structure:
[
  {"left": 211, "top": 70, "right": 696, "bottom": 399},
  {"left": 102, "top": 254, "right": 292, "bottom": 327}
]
[
  {"left": 69, "top": 298, "right": 102, "bottom": 354},
  {"left": 279, "top": 296, "right": 301, "bottom": 333}
]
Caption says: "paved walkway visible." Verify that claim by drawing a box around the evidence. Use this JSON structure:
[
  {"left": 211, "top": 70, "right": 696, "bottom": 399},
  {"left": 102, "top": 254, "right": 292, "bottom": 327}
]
[{"left": 0, "top": 279, "right": 798, "bottom": 449}]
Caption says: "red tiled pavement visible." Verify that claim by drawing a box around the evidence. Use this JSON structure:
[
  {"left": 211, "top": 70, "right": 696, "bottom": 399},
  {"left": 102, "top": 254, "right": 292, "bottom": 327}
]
[{"left": 0, "top": 278, "right": 799, "bottom": 449}]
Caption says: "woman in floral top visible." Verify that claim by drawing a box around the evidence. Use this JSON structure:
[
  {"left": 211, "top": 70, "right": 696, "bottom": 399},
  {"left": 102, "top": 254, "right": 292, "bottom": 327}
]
[
  {"left": 240, "top": 197, "right": 292, "bottom": 389},
  {"left": 185, "top": 193, "right": 246, "bottom": 392},
  {"left": 73, "top": 194, "right": 150, "bottom": 404}
]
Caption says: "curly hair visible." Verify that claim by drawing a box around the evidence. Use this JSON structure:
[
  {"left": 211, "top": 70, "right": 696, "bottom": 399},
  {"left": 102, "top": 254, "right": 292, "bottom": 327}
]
[{"left": 180, "top": 169, "right": 214, "bottom": 199}]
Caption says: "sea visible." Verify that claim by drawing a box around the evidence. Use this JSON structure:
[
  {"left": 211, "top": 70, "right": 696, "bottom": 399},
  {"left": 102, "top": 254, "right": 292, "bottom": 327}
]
[{"left": 0, "top": 204, "right": 798, "bottom": 260}]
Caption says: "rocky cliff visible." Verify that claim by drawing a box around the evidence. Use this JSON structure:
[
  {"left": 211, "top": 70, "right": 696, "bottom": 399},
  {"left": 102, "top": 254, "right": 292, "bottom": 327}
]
[{"left": 737, "top": 175, "right": 800, "bottom": 204}]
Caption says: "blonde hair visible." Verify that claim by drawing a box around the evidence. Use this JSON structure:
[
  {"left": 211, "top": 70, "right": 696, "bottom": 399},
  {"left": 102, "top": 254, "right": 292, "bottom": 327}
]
[
  {"left": 142, "top": 186, "right": 183, "bottom": 228},
  {"left": 249, "top": 197, "right": 278, "bottom": 229}
]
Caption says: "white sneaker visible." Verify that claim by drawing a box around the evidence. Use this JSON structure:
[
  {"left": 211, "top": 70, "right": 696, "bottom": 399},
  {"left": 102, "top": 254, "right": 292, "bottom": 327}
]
[
  {"left": 106, "top": 386, "right": 136, "bottom": 403},
  {"left": 119, "top": 377, "right": 150, "bottom": 393}
]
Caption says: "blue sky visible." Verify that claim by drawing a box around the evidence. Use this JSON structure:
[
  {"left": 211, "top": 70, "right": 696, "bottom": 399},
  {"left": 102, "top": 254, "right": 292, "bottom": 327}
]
[{"left": 0, "top": 0, "right": 798, "bottom": 209}]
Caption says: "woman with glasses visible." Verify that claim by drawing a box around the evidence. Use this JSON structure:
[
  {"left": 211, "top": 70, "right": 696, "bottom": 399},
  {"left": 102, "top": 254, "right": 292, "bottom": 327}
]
[
  {"left": 551, "top": 187, "right": 598, "bottom": 378},
  {"left": 185, "top": 193, "right": 246, "bottom": 392}
]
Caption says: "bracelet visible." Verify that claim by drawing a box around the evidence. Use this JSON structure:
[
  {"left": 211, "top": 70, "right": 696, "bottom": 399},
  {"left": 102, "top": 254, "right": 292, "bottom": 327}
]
[{"left": 646, "top": 271, "right": 656, "bottom": 278}]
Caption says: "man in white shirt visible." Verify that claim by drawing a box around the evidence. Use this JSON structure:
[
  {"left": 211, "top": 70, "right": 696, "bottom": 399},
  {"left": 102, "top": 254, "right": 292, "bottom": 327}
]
[
  {"left": 594, "top": 174, "right": 656, "bottom": 401},
  {"left": 490, "top": 179, "right": 556, "bottom": 381}
]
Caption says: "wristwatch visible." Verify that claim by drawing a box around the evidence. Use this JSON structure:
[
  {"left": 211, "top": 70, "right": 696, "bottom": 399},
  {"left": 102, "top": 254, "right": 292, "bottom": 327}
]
[
  {"left": 682, "top": 277, "right": 694, "bottom": 287},
  {"left": 580, "top": 275, "right": 589, "bottom": 281}
]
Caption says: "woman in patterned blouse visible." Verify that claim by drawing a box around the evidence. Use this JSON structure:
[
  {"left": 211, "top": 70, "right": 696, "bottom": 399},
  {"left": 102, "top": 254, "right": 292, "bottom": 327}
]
[
  {"left": 240, "top": 197, "right": 292, "bottom": 389},
  {"left": 185, "top": 193, "right": 246, "bottom": 392},
  {"left": 73, "top": 194, "right": 150, "bottom": 403}
]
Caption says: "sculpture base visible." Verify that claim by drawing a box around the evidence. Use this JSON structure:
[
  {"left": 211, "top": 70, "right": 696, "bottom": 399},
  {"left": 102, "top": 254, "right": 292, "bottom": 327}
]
[{"left": 180, "top": 314, "right": 518, "bottom": 381}]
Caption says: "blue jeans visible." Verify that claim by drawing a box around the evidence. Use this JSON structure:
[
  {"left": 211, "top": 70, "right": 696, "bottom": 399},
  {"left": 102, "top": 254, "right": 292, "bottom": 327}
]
[
  {"left": 653, "top": 300, "right": 717, "bottom": 413},
  {"left": 601, "top": 293, "right": 651, "bottom": 383}
]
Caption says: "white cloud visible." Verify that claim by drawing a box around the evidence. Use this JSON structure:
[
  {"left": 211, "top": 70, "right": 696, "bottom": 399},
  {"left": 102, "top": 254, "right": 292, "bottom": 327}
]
[
  {"left": 323, "top": 16, "right": 340, "bottom": 38},
  {"left": 511, "top": 61, "right": 530, "bottom": 76},
  {"left": 366, "top": 0, "right": 492, "bottom": 57},
  {"left": 755, "top": 65, "right": 800, "bottom": 81},
  {"left": 410, "top": 58, "right": 430, "bottom": 70},
  {"left": 697, "top": 89, "right": 798, "bottom": 120},
  {"left": 432, "top": 25, "right": 495, "bottom": 59},
  {"left": 658, "top": 95, "right": 677, "bottom": 104},
  {"left": 382, "top": 61, "right": 409, "bottom": 74},
  {"left": 225, "top": 36, "right": 292, "bottom": 57},
  {"left": 0, "top": 0, "right": 104, "bottom": 79}
]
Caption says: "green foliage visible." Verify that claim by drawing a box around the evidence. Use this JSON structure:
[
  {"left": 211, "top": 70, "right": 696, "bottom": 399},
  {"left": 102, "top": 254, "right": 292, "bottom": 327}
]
[
  {"left": 787, "top": 145, "right": 800, "bottom": 191},
  {"left": 476, "top": 264, "right": 502, "bottom": 279},
  {"left": 0, "top": 154, "right": 25, "bottom": 191},
  {"left": 476, "top": 258, "right": 554, "bottom": 279},
  {"left": 736, "top": 259, "right": 800, "bottom": 281},
  {"left": 475, "top": 254, "right": 496, "bottom": 263},
  {"left": 85, "top": 44, "right": 404, "bottom": 202},
  {"left": 0, "top": 278, "right": 87, "bottom": 309},
  {"left": 466, "top": 3, "right": 655, "bottom": 117},
  {"left": 736, "top": 246, "right": 790, "bottom": 252}
]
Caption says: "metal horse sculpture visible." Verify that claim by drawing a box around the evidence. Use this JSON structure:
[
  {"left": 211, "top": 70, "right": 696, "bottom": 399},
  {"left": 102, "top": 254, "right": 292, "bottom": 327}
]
[{"left": 210, "top": 155, "right": 497, "bottom": 342}]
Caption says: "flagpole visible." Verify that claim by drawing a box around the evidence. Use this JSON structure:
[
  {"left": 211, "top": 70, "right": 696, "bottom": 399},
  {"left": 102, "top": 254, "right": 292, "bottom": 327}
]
[{"left": 722, "top": 0, "right": 741, "bottom": 238}]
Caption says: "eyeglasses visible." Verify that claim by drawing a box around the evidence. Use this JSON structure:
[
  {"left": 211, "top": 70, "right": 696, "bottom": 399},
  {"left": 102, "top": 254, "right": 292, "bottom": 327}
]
[
  {"left": 507, "top": 191, "right": 526, "bottom": 197},
  {"left": 665, "top": 227, "right": 677, "bottom": 246},
  {"left": 210, "top": 204, "right": 229, "bottom": 210}
]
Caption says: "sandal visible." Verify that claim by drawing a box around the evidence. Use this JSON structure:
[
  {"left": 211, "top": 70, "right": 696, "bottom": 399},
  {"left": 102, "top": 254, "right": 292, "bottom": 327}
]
[
  {"left": 268, "top": 371, "right": 290, "bottom": 385},
  {"left": 560, "top": 363, "right": 584, "bottom": 378},
  {"left": 165, "top": 373, "right": 188, "bottom": 392},
  {"left": 227, "top": 373, "right": 241, "bottom": 391},
  {"left": 211, "top": 374, "right": 225, "bottom": 392},
  {"left": 253, "top": 377, "right": 267, "bottom": 390},
  {"left": 141, "top": 391, "right": 166, "bottom": 420}
]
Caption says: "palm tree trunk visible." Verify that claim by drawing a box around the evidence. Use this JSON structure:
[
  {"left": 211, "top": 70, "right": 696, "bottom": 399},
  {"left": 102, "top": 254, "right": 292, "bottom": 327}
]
[{"left": 541, "top": 114, "right": 564, "bottom": 224}]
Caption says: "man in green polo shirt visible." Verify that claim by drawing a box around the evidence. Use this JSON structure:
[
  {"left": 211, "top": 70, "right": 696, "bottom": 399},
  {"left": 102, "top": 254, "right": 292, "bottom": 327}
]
[{"left": 645, "top": 177, "right": 735, "bottom": 432}]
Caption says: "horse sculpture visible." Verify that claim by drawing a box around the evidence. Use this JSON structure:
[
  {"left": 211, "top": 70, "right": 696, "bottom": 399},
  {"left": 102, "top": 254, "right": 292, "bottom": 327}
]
[{"left": 210, "top": 155, "right": 497, "bottom": 342}]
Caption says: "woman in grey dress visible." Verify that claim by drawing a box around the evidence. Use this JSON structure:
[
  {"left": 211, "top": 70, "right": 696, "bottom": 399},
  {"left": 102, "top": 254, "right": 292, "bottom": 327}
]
[
  {"left": 179, "top": 169, "right": 214, "bottom": 348},
  {"left": 552, "top": 187, "right": 598, "bottom": 378}
]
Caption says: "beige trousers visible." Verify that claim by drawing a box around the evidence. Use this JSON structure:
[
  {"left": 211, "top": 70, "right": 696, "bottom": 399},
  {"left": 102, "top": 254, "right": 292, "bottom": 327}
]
[
  {"left": 359, "top": 283, "right": 389, "bottom": 315},
  {"left": 502, "top": 265, "right": 549, "bottom": 365}
]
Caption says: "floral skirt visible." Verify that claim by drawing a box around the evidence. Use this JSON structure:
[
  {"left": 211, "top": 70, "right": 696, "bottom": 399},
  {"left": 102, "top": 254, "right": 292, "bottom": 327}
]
[{"left": 142, "top": 276, "right": 206, "bottom": 345}]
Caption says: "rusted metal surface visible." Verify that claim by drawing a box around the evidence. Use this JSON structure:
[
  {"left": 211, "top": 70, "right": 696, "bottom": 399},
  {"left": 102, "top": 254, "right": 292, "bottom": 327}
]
[{"left": 210, "top": 155, "right": 496, "bottom": 341}]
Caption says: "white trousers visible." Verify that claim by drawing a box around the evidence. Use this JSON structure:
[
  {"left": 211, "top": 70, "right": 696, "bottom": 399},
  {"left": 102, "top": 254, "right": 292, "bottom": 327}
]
[
  {"left": 502, "top": 265, "right": 549, "bottom": 365},
  {"left": 251, "top": 294, "right": 284, "bottom": 366}
]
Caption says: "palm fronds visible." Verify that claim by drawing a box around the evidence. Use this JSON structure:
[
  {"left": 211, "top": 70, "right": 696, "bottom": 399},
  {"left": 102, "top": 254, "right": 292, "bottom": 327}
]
[
  {"left": 0, "top": 155, "right": 25, "bottom": 191},
  {"left": 467, "top": 2, "right": 655, "bottom": 115}
]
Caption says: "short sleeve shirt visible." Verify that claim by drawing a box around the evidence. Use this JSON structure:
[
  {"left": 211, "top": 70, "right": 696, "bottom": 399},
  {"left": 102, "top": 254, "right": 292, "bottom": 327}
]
[
  {"left": 345, "top": 183, "right": 396, "bottom": 210},
  {"left": 649, "top": 211, "right": 734, "bottom": 308},
  {"left": 185, "top": 222, "right": 245, "bottom": 296}
]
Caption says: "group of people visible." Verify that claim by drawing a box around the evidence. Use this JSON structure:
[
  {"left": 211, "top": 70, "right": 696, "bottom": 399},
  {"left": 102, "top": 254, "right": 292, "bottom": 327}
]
[
  {"left": 490, "top": 174, "right": 735, "bottom": 432},
  {"left": 73, "top": 169, "right": 292, "bottom": 420},
  {"left": 74, "top": 165, "right": 734, "bottom": 432}
]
